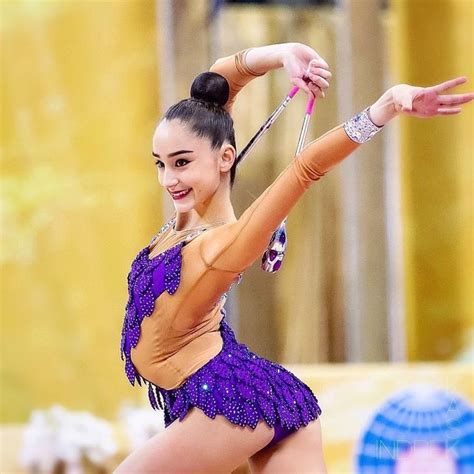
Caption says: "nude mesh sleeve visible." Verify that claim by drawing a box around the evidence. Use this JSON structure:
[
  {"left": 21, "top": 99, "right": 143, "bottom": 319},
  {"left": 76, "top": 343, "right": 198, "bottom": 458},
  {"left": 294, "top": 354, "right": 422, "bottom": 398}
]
[
  {"left": 209, "top": 49, "right": 264, "bottom": 115},
  {"left": 170, "top": 53, "right": 367, "bottom": 327},
  {"left": 198, "top": 124, "right": 361, "bottom": 274}
]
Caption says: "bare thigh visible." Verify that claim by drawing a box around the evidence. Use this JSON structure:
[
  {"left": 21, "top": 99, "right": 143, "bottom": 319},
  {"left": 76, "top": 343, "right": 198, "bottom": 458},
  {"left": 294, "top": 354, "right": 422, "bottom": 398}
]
[
  {"left": 113, "top": 407, "right": 275, "bottom": 474},
  {"left": 248, "top": 418, "right": 327, "bottom": 474}
]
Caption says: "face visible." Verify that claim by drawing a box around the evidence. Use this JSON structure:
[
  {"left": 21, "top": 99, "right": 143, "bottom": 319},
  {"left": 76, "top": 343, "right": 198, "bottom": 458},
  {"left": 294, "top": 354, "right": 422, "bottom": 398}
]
[{"left": 152, "top": 119, "right": 235, "bottom": 213}]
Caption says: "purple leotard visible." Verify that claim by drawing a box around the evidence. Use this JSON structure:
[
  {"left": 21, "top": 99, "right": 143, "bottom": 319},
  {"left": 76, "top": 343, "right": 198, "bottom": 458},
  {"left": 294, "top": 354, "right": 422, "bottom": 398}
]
[{"left": 121, "top": 233, "right": 322, "bottom": 449}]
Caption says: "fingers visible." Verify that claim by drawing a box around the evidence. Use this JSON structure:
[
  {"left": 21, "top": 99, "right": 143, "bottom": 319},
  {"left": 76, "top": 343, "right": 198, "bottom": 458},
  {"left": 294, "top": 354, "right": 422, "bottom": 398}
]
[
  {"left": 437, "top": 107, "right": 461, "bottom": 114},
  {"left": 301, "top": 75, "right": 325, "bottom": 98},
  {"left": 308, "top": 68, "right": 332, "bottom": 79},
  {"left": 432, "top": 76, "right": 467, "bottom": 93},
  {"left": 307, "top": 57, "right": 329, "bottom": 70},
  {"left": 306, "top": 59, "right": 331, "bottom": 78},
  {"left": 303, "top": 59, "right": 330, "bottom": 98},
  {"left": 293, "top": 58, "right": 331, "bottom": 100},
  {"left": 306, "top": 72, "right": 330, "bottom": 90},
  {"left": 308, "top": 83, "right": 325, "bottom": 99},
  {"left": 292, "top": 78, "right": 316, "bottom": 99},
  {"left": 437, "top": 92, "right": 474, "bottom": 105}
]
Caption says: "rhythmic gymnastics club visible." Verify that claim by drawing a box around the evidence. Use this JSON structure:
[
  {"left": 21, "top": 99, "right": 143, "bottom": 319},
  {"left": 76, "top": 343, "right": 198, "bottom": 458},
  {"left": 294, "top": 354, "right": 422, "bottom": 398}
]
[
  {"left": 261, "top": 94, "right": 316, "bottom": 273},
  {"left": 235, "top": 86, "right": 300, "bottom": 166}
]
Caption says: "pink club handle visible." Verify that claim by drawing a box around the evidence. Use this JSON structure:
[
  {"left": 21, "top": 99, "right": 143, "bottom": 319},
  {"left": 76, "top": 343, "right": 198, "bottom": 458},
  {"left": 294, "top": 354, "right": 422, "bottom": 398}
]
[
  {"left": 288, "top": 86, "right": 316, "bottom": 114},
  {"left": 288, "top": 86, "right": 300, "bottom": 98}
]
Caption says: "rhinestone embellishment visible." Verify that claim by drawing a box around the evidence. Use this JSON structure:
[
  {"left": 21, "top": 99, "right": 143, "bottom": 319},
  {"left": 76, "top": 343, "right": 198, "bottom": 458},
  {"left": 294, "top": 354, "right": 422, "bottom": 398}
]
[
  {"left": 146, "top": 314, "right": 322, "bottom": 432},
  {"left": 343, "top": 106, "right": 384, "bottom": 143},
  {"left": 120, "top": 218, "right": 323, "bottom": 435},
  {"left": 120, "top": 216, "right": 241, "bottom": 388},
  {"left": 120, "top": 240, "right": 185, "bottom": 387}
]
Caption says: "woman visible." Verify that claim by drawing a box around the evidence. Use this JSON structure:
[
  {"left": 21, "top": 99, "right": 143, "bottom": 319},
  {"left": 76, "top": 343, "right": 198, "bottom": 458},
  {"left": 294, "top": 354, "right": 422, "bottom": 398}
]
[{"left": 115, "top": 43, "right": 473, "bottom": 473}]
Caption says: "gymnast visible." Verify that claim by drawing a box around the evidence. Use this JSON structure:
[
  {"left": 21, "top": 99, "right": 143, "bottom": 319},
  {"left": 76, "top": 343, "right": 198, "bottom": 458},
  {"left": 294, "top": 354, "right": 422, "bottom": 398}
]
[{"left": 115, "top": 43, "right": 473, "bottom": 473}]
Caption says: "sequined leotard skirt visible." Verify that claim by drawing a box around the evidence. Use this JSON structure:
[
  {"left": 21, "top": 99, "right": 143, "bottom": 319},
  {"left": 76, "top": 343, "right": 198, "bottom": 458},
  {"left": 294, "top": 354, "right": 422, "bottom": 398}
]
[
  {"left": 121, "top": 236, "right": 322, "bottom": 449},
  {"left": 146, "top": 309, "right": 322, "bottom": 448}
]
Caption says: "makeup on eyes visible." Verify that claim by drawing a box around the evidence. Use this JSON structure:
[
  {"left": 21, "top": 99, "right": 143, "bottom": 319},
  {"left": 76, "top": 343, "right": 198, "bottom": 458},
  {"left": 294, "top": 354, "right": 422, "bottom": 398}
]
[
  {"left": 152, "top": 150, "right": 193, "bottom": 168},
  {"left": 154, "top": 158, "right": 190, "bottom": 168}
]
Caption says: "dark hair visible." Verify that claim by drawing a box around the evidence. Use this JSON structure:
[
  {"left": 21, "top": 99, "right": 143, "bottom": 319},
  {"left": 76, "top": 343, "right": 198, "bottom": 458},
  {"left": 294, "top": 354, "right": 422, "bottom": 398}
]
[{"left": 163, "top": 72, "right": 238, "bottom": 188}]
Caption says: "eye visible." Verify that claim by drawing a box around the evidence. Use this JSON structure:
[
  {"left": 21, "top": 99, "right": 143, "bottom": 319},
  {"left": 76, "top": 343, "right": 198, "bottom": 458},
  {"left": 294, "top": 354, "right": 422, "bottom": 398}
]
[
  {"left": 153, "top": 158, "right": 189, "bottom": 168},
  {"left": 175, "top": 158, "right": 189, "bottom": 167}
]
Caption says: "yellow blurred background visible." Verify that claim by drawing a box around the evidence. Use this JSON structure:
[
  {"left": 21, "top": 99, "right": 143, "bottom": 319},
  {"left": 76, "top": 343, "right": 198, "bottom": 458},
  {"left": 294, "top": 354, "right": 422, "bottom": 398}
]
[{"left": 1, "top": 0, "right": 472, "bottom": 472}]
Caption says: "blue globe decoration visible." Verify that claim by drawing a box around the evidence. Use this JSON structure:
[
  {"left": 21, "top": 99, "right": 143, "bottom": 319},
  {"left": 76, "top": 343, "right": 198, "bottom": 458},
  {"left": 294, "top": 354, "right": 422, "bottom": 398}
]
[{"left": 355, "top": 384, "right": 474, "bottom": 474}]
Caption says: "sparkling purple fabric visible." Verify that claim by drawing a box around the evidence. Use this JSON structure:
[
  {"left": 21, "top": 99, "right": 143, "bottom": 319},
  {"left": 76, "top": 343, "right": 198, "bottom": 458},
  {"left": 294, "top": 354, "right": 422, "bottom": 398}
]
[
  {"left": 267, "top": 421, "right": 298, "bottom": 449},
  {"left": 120, "top": 241, "right": 185, "bottom": 388},
  {"left": 120, "top": 234, "right": 323, "bottom": 434},
  {"left": 149, "top": 313, "right": 323, "bottom": 432}
]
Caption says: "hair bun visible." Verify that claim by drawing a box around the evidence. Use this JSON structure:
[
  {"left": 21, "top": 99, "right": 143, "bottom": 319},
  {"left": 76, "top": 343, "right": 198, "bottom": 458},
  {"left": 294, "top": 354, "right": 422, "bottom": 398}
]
[{"left": 190, "top": 72, "right": 229, "bottom": 108}]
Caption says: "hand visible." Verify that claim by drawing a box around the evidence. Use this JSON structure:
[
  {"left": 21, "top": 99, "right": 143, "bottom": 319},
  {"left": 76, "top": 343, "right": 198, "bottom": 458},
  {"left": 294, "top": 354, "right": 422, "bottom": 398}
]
[
  {"left": 391, "top": 76, "right": 474, "bottom": 118},
  {"left": 281, "top": 43, "right": 331, "bottom": 99},
  {"left": 369, "top": 76, "right": 474, "bottom": 126}
]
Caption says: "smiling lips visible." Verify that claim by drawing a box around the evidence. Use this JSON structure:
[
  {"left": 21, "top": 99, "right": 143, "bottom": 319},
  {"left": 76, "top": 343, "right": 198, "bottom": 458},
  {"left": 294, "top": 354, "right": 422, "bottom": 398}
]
[{"left": 169, "top": 188, "right": 191, "bottom": 200}]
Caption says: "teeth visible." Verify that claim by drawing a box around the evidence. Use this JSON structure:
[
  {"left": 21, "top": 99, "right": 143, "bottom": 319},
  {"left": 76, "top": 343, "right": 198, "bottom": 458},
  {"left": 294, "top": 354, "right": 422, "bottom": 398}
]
[{"left": 172, "top": 189, "right": 190, "bottom": 197}]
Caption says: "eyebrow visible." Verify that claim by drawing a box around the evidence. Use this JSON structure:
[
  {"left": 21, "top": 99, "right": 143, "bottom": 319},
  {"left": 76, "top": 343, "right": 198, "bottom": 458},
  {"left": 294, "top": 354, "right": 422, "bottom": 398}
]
[{"left": 151, "top": 150, "right": 194, "bottom": 159}]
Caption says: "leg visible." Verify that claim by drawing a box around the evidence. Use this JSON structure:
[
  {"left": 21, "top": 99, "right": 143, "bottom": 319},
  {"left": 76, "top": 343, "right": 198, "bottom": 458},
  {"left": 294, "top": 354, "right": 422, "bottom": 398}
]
[
  {"left": 113, "top": 407, "right": 275, "bottom": 474},
  {"left": 248, "top": 418, "right": 327, "bottom": 474}
]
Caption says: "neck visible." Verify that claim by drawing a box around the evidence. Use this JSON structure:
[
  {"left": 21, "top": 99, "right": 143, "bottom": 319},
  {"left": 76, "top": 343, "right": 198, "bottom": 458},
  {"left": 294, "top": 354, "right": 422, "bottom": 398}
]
[{"left": 174, "top": 178, "right": 237, "bottom": 231}]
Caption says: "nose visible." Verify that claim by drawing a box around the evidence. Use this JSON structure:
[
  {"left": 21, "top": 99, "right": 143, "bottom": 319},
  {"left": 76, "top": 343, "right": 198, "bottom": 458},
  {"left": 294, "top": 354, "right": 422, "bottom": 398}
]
[{"left": 160, "top": 166, "right": 179, "bottom": 188}]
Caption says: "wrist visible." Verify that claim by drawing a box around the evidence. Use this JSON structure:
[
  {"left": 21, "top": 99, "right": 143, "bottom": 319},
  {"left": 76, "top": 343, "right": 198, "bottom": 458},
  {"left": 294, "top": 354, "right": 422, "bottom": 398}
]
[
  {"left": 244, "top": 44, "right": 288, "bottom": 75},
  {"left": 369, "top": 88, "right": 398, "bottom": 126}
]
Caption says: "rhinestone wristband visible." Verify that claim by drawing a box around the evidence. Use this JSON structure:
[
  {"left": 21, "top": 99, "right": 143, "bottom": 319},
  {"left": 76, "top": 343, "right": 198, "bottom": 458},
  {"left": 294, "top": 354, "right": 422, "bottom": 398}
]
[{"left": 343, "top": 106, "right": 384, "bottom": 144}]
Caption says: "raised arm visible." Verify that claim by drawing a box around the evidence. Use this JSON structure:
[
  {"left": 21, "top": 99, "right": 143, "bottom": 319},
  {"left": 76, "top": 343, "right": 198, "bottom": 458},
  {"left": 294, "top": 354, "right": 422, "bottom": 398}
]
[
  {"left": 198, "top": 76, "right": 474, "bottom": 274},
  {"left": 209, "top": 43, "right": 330, "bottom": 115}
]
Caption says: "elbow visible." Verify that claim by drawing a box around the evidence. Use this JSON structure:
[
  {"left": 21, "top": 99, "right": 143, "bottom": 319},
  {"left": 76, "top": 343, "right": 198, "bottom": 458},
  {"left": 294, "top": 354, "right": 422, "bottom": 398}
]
[
  {"left": 294, "top": 156, "right": 326, "bottom": 188},
  {"left": 209, "top": 55, "right": 228, "bottom": 73}
]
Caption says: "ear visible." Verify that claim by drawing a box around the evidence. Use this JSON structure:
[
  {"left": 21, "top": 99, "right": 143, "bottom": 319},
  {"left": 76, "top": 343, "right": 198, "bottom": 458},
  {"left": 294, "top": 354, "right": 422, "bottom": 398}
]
[{"left": 219, "top": 144, "right": 236, "bottom": 173}]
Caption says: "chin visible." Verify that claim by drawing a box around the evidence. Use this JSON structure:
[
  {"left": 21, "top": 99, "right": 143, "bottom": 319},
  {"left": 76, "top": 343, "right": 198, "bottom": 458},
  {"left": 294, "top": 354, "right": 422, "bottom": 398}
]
[
  {"left": 171, "top": 190, "right": 211, "bottom": 213},
  {"left": 173, "top": 202, "right": 194, "bottom": 212},
  {"left": 172, "top": 197, "right": 197, "bottom": 213}
]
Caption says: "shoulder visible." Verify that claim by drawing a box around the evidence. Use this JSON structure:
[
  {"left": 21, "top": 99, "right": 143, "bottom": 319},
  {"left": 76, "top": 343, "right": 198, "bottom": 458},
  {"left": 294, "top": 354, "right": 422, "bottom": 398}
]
[{"left": 193, "top": 221, "right": 241, "bottom": 269}]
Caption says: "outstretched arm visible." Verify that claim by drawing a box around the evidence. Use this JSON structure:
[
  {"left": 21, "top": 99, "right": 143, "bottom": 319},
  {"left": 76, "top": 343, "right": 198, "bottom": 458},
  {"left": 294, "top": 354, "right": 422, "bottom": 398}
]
[
  {"left": 199, "top": 77, "right": 474, "bottom": 273},
  {"left": 209, "top": 43, "right": 330, "bottom": 115}
]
